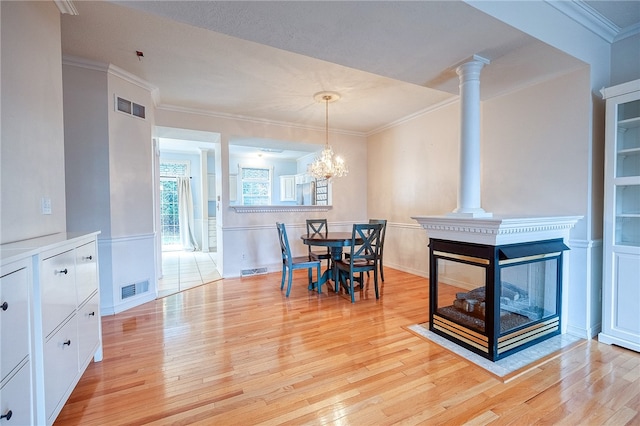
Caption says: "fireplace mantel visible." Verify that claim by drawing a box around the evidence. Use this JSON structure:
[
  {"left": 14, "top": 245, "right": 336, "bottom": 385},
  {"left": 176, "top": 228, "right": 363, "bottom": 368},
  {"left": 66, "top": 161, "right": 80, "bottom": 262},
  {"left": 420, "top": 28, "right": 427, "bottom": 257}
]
[{"left": 411, "top": 215, "right": 583, "bottom": 245}]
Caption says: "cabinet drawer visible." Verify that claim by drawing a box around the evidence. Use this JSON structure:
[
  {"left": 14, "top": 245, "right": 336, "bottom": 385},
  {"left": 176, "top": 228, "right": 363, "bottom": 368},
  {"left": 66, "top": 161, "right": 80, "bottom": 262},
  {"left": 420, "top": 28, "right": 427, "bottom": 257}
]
[
  {"left": 76, "top": 241, "right": 98, "bottom": 305},
  {"left": 0, "top": 265, "right": 29, "bottom": 381},
  {"left": 0, "top": 360, "right": 32, "bottom": 426},
  {"left": 44, "top": 316, "right": 78, "bottom": 422},
  {"left": 41, "top": 249, "right": 76, "bottom": 338},
  {"left": 77, "top": 292, "right": 100, "bottom": 366}
]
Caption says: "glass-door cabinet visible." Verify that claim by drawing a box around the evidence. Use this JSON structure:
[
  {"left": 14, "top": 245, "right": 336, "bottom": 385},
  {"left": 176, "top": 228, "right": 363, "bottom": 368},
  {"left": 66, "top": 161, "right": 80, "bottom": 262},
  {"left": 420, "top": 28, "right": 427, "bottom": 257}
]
[{"left": 600, "top": 79, "right": 640, "bottom": 352}]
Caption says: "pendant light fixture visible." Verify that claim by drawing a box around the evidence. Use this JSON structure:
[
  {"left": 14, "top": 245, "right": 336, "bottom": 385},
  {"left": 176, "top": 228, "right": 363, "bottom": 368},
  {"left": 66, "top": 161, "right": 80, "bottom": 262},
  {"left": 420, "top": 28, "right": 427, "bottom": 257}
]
[{"left": 308, "top": 92, "right": 348, "bottom": 180}]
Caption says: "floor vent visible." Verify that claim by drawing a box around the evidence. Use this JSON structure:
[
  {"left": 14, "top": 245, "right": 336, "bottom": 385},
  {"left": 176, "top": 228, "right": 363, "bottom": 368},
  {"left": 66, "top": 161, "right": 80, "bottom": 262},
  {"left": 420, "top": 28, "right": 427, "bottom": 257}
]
[
  {"left": 121, "top": 280, "right": 149, "bottom": 300},
  {"left": 241, "top": 267, "right": 268, "bottom": 276}
]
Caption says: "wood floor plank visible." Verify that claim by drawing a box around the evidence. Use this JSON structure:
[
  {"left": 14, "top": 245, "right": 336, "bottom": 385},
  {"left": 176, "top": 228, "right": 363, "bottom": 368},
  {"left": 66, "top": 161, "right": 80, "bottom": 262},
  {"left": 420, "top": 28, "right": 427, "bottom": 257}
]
[{"left": 54, "top": 268, "right": 640, "bottom": 425}]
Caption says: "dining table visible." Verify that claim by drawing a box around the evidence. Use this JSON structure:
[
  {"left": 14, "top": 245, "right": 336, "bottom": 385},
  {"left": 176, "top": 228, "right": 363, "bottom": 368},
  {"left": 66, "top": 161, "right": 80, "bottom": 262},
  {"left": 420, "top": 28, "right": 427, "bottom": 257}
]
[{"left": 301, "top": 232, "right": 363, "bottom": 292}]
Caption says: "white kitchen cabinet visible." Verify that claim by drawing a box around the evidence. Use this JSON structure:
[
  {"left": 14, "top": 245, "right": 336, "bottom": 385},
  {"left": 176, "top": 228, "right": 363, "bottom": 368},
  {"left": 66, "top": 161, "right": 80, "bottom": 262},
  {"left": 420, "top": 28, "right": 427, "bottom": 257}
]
[
  {"left": 0, "top": 232, "right": 102, "bottom": 425},
  {"left": 279, "top": 175, "right": 296, "bottom": 201},
  {"left": 600, "top": 79, "right": 640, "bottom": 352}
]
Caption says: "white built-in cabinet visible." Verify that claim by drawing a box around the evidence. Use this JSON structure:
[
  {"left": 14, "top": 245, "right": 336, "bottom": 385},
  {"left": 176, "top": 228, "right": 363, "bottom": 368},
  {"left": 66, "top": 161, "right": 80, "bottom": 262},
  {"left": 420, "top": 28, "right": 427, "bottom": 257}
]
[
  {"left": 600, "top": 79, "right": 640, "bottom": 352},
  {"left": 0, "top": 257, "right": 32, "bottom": 425},
  {"left": 279, "top": 175, "right": 296, "bottom": 202},
  {"left": 0, "top": 232, "right": 102, "bottom": 424}
]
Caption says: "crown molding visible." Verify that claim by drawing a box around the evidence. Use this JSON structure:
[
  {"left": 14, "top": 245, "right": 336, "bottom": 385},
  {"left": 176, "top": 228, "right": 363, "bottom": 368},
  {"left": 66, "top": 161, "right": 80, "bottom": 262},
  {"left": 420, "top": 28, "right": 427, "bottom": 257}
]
[
  {"left": 62, "top": 56, "right": 160, "bottom": 105},
  {"left": 54, "top": 0, "right": 78, "bottom": 15},
  {"left": 62, "top": 55, "right": 109, "bottom": 73},
  {"left": 157, "top": 104, "right": 365, "bottom": 138},
  {"left": 545, "top": 0, "right": 631, "bottom": 43},
  {"left": 107, "top": 64, "right": 161, "bottom": 106},
  {"left": 368, "top": 96, "right": 459, "bottom": 136}
]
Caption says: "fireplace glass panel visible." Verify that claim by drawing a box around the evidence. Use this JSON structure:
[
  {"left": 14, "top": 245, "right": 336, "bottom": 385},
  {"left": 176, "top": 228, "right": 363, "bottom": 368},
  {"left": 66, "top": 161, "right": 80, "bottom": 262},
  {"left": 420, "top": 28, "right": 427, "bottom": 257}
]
[
  {"left": 499, "top": 258, "right": 558, "bottom": 333},
  {"left": 436, "top": 258, "right": 487, "bottom": 333}
]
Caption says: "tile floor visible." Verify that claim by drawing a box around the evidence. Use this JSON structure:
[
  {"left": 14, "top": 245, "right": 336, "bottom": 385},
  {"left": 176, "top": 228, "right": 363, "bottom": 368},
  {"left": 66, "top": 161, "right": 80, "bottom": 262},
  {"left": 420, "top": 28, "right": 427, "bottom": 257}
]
[{"left": 158, "top": 250, "right": 222, "bottom": 298}]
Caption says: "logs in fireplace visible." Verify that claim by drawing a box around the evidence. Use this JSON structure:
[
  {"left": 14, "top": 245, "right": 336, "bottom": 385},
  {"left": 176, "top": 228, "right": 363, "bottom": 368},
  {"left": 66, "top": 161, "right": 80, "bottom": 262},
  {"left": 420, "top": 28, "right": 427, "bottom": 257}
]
[{"left": 429, "top": 238, "right": 569, "bottom": 361}]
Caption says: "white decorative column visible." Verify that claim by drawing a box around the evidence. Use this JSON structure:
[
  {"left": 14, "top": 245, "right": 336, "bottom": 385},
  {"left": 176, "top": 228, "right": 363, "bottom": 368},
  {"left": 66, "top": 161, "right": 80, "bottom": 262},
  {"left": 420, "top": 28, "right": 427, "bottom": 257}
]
[{"left": 450, "top": 55, "right": 491, "bottom": 218}]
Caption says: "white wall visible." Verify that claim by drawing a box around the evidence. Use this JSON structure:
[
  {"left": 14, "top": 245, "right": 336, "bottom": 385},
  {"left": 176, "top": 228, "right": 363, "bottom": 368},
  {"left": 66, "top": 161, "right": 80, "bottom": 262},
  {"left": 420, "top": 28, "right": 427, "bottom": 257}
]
[
  {"left": 1, "top": 2, "right": 67, "bottom": 243},
  {"left": 367, "top": 99, "right": 460, "bottom": 277},
  {"left": 63, "top": 62, "right": 157, "bottom": 314},
  {"left": 155, "top": 107, "right": 368, "bottom": 277},
  {"left": 367, "top": 67, "right": 600, "bottom": 337},
  {"left": 611, "top": 33, "right": 640, "bottom": 86}
]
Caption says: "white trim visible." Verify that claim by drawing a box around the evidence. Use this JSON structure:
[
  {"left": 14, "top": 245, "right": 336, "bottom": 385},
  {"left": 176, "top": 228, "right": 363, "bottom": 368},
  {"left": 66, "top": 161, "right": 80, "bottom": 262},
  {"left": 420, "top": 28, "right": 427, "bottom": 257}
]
[
  {"left": 230, "top": 205, "right": 331, "bottom": 213},
  {"left": 62, "top": 55, "right": 161, "bottom": 105},
  {"left": 546, "top": 0, "right": 619, "bottom": 43},
  {"left": 54, "top": 0, "right": 78, "bottom": 15},
  {"left": 156, "top": 104, "right": 365, "bottom": 138},
  {"left": 367, "top": 96, "right": 458, "bottom": 136}
]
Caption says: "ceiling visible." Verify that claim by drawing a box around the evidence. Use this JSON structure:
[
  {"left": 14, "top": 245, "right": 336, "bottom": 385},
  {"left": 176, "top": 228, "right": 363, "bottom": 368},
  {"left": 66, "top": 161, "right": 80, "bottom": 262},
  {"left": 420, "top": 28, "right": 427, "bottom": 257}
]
[{"left": 60, "top": 1, "right": 639, "bottom": 141}]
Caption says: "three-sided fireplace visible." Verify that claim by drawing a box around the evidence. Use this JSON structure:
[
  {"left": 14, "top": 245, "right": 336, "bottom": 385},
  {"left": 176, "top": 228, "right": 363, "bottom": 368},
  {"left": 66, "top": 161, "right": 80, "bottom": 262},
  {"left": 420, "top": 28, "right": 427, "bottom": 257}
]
[{"left": 429, "top": 238, "right": 569, "bottom": 361}]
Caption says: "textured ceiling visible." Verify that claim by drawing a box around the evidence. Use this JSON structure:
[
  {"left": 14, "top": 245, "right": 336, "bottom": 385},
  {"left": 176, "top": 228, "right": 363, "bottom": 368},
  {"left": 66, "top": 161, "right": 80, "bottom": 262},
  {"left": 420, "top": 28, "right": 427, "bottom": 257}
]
[{"left": 60, "top": 0, "right": 637, "bottom": 147}]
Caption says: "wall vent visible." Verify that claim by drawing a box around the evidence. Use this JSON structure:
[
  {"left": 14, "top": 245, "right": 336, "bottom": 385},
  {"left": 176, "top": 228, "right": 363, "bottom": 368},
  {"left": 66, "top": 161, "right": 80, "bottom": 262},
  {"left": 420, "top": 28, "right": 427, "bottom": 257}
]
[
  {"left": 241, "top": 267, "right": 268, "bottom": 276},
  {"left": 115, "top": 95, "right": 146, "bottom": 119},
  {"left": 121, "top": 280, "right": 149, "bottom": 300}
]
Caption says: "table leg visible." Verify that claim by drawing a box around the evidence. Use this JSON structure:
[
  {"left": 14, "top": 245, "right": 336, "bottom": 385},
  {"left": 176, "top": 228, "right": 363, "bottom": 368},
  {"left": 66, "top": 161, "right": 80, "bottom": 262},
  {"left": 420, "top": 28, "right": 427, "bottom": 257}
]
[{"left": 330, "top": 247, "right": 343, "bottom": 293}]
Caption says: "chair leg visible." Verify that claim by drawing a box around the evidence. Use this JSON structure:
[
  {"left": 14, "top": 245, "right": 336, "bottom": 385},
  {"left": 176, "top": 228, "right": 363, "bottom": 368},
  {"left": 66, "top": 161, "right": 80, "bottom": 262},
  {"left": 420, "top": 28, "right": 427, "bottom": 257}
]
[
  {"left": 373, "top": 268, "right": 380, "bottom": 299},
  {"left": 379, "top": 258, "right": 384, "bottom": 282},
  {"left": 286, "top": 268, "right": 293, "bottom": 297},
  {"left": 349, "top": 272, "right": 355, "bottom": 303},
  {"left": 280, "top": 265, "right": 286, "bottom": 290},
  {"left": 316, "top": 264, "right": 321, "bottom": 294}
]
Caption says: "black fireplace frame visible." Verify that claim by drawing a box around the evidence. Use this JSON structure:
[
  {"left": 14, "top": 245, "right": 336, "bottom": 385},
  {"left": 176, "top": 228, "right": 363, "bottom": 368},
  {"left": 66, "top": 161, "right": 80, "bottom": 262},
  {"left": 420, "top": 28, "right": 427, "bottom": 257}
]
[{"left": 429, "top": 238, "right": 568, "bottom": 361}]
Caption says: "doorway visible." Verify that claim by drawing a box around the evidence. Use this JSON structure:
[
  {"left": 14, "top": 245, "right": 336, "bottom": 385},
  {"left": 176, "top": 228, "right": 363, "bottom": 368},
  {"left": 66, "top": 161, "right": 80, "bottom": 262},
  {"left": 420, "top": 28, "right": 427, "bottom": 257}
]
[{"left": 153, "top": 131, "right": 222, "bottom": 298}]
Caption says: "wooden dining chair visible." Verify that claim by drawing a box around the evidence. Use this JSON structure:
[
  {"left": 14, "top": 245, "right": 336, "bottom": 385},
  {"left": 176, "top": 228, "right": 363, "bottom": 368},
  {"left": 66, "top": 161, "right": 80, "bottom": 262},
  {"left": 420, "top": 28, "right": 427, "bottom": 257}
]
[
  {"left": 335, "top": 223, "right": 383, "bottom": 303},
  {"left": 369, "top": 219, "right": 387, "bottom": 281},
  {"left": 344, "top": 219, "right": 388, "bottom": 281},
  {"left": 276, "top": 222, "right": 322, "bottom": 297},
  {"left": 306, "top": 219, "right": 332, "bottom": 271}
]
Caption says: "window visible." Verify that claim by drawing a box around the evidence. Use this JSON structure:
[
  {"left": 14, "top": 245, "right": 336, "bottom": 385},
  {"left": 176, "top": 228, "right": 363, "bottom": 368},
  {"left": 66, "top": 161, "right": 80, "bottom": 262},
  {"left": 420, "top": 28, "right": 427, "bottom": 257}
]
[
  {"left": 159, "top": 161, "right": 190, "bottom": 248},
  {"left": 239, "top": 166, "right": 272, "bottom": 205}
]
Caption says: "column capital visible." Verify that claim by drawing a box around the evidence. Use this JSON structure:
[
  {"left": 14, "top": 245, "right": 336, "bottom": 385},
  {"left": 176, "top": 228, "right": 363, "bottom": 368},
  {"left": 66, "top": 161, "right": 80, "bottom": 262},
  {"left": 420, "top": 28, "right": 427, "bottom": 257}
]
[{"left": 455, "top": 55, "right": 490, "bottom": 80}]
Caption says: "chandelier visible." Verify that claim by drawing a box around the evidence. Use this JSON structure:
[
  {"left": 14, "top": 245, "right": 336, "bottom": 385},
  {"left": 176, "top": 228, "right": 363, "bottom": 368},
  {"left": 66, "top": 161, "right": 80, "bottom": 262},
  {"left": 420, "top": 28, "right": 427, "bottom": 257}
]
[{"left": 308, "top": 92, "right": 348, "bottom": 180}]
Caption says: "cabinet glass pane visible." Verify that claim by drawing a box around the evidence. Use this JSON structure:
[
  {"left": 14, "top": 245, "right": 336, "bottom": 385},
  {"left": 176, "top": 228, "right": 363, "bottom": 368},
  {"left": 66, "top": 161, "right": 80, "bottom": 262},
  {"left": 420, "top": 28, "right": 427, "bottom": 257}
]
[
  {"left": 618, "top": 99, "right": 640, "bottom": 122},
  {"left": 615, "top": 184, "right": 640, "bottom": 246},
  {"left": 616, "top": 100, "right": 640, "bottom": 178}
]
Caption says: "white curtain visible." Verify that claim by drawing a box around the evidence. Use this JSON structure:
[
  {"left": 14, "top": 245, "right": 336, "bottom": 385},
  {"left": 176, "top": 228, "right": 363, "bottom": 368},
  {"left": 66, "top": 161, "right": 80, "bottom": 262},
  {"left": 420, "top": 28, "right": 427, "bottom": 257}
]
[{"left": 177, "top": 177, "right": 199, "bottom": 251}]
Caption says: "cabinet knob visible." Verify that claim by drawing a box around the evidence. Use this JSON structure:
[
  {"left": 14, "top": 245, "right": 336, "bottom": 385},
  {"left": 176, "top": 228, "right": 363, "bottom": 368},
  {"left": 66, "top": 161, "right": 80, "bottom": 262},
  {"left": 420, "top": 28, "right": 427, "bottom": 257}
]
[
  {"left": 63, "top": 340, "right": 71, "bottom": 347},
  {"left": 0, "top": 302, "right": 7, "bottom": 311},
  {"left": 88, "top": 311, "right": 95, "bottom": 317},
  {"left": 84, "top": 255, "right": 93, "bottom": 261},
  {"left": 0, "top": 410, "right": 12, "bottom": 421},
  {"left": 56, "top": 268, "right": 68, "bottom": 275}
]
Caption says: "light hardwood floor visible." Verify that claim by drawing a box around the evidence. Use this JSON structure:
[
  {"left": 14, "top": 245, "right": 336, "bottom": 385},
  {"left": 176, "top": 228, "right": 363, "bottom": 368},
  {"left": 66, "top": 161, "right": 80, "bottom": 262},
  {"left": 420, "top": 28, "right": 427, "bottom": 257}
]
[{"left": 56, "top": 268, "right": 639, "bottom": 425}]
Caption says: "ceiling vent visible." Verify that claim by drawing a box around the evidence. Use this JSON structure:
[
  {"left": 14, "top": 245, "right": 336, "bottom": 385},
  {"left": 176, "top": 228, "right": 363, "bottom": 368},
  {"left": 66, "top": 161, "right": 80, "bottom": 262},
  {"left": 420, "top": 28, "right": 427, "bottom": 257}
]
[{"left": 115, "top": 95, "right": 146, "bottom": 119}]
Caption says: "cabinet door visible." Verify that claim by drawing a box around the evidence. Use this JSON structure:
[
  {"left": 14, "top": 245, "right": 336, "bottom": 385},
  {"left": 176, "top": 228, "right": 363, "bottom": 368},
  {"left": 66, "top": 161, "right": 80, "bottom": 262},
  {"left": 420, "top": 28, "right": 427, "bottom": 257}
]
[
  {"left": 44, "top": 316, "right": 78, "bottom": 422},
  {"left": 77, "top": 293, "right": 100, "bottom": 367},
  {"left": 279, "top": 175, "right": 296, "bottom": 201},
  {"left": 41, "top": 249, "right": 76, "bottom": 338},
  {"left": 0, "top": 361, "right": 32, "bottom": 426},
  {"left": 0, "top": 264, "right": 29, "bottom": 381},
  {"left": 76, "top": 241, "right": 98, "bottom": 305}
]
